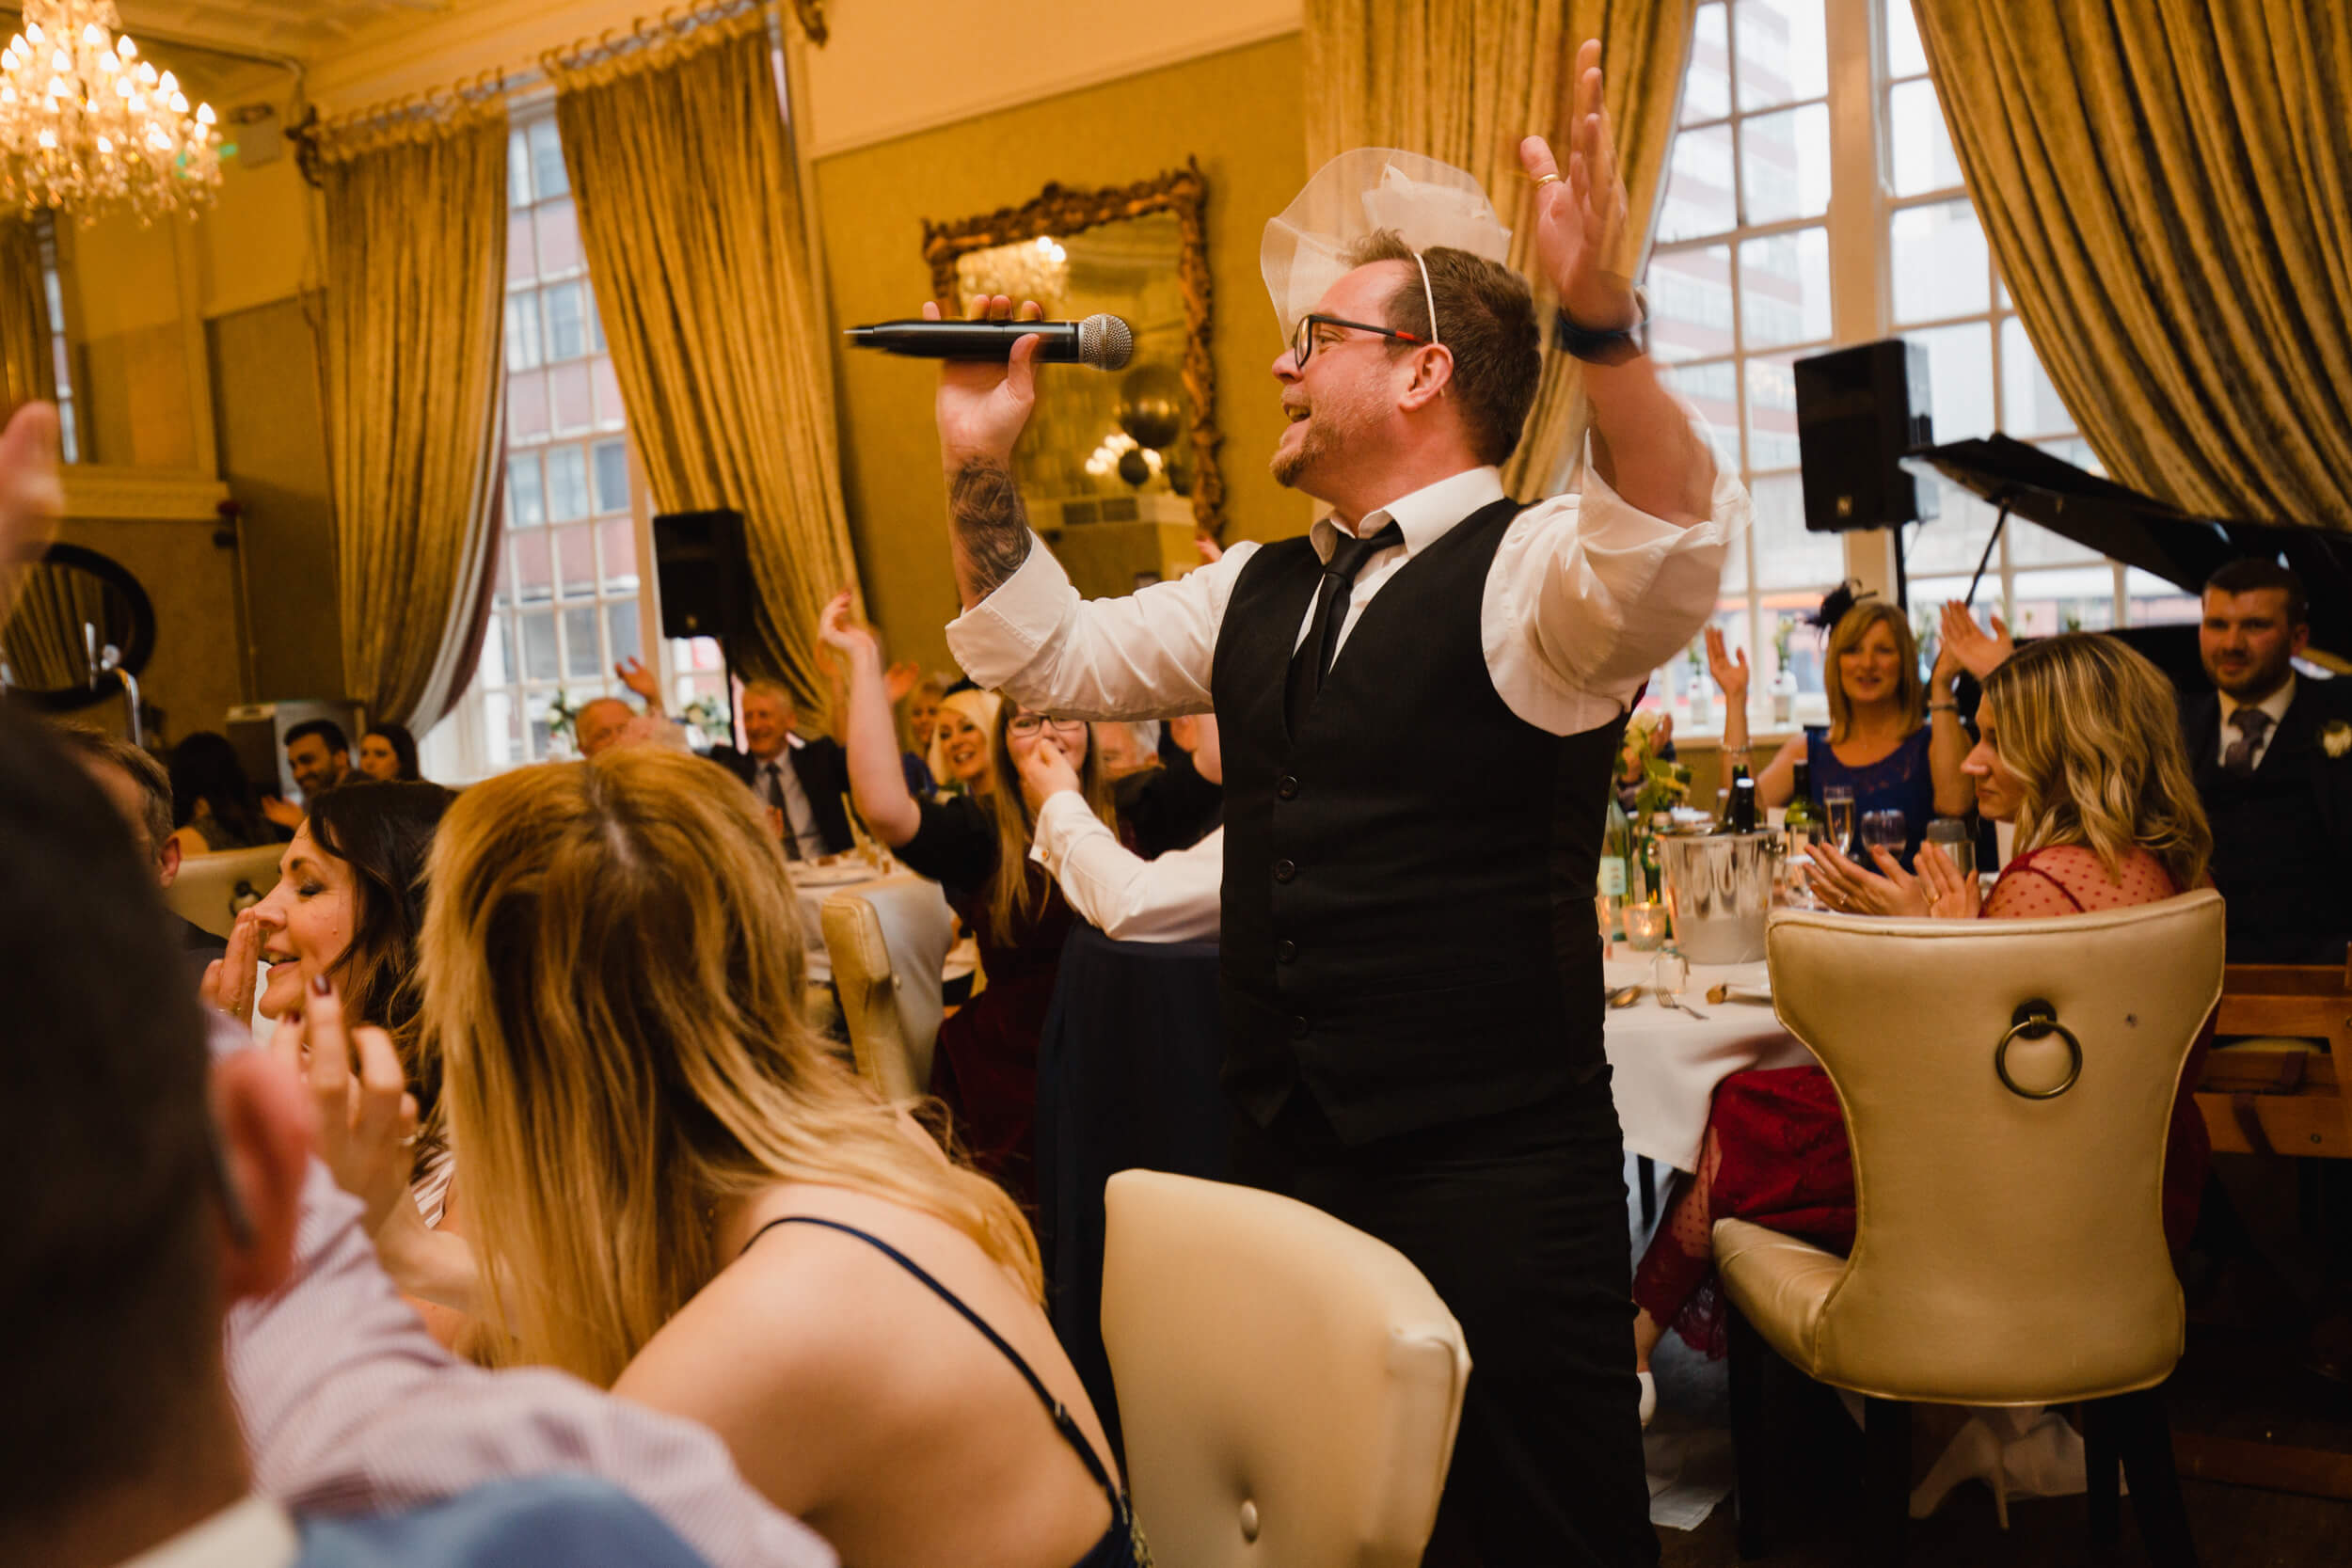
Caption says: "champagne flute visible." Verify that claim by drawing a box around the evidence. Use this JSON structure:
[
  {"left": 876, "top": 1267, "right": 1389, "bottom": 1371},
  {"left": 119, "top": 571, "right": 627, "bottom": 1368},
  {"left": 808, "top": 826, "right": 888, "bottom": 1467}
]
[{"left": 1823, "top": 785, "right": 1857, "bottom": 856}]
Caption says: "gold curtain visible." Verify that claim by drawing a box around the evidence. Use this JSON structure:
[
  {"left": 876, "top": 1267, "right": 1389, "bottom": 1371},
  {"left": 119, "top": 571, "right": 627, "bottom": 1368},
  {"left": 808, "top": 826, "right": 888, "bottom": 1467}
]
[
  {"left": 1915, "top": 0, "right": 2352, "bottom": 530},
  {"left": 1304, "top": 0, "right": 1697, "bottom": 498},
  {"left": 0, "top": 219, "right": 55, "bottom": 411},
  {"left": 548, "top": 8, "right": 859, "bottom": 716},
  {"left": 315, "top": 102, "right": 509, "bottom": 728}
]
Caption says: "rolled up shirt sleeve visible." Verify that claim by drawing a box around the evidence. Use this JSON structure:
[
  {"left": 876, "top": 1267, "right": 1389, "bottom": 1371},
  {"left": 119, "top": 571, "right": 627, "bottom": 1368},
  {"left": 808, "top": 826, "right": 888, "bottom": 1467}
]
[
  {"left": 1483, "top": 454, "right": 1752, "bottom": 735},
  {"left": 945, "top": 533, "right": 1254, "bottom": 720},
  {"left": 1030, "top": 792, "right": 1222, "bottom": 942}
]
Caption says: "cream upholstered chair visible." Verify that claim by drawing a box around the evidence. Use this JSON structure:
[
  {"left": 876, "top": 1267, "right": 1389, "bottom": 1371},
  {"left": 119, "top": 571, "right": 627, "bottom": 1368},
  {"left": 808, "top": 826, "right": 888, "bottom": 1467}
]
[
  {"left": 164, "top": 844, "right": 284, "bottom": 939},
  {"left": 1100, "top": 1170, "right": 1469, "bottom": 1568},
  {"left": 819, "top": 875, "right": 953, "bottom": 1101},
  {"left": 1717, "top": 892, "right": 2223, "bottom": 1565}
]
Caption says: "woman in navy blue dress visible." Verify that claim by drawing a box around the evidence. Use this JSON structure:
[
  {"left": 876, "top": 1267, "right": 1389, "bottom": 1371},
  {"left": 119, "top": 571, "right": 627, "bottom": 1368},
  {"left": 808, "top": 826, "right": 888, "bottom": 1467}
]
[{"left": 1705, "top": 598, "right": 1972, "bottom": 864}]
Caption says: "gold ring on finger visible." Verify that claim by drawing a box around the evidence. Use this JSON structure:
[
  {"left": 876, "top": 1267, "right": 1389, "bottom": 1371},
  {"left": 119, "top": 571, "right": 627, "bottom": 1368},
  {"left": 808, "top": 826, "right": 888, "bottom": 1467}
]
[{"left": 1534, "top": 173, "right": 1562, "bottom": 187}]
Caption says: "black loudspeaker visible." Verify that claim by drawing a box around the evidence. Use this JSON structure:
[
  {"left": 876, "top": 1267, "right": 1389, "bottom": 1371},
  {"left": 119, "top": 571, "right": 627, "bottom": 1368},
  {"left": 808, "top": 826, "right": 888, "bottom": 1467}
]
[
  {"left": 1795, "top": 340, "right": 1938, "bottom": 533},
  {"left": 651, "top": 508, "right": 750, "bottom": 642}
]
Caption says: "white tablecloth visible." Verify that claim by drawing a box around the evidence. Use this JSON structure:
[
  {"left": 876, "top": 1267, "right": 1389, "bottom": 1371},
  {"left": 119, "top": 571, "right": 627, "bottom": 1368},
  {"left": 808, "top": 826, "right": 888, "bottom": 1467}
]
[{"left": 1602, "top": 950, "right": 1817, "bottom": 1172}]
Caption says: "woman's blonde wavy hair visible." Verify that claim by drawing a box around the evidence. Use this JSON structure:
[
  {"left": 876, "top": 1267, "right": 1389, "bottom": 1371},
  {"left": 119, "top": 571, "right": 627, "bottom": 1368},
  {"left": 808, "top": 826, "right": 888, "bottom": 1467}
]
[
  {"left": 423, "top": 747, "right": 1041, "bottom": 1389},
  {"left": 1822, "top": 599, "right": 1925, "bottom": 745},
  {"left": 1979, "top": 633, "right": 2211, "bottom": 893}
]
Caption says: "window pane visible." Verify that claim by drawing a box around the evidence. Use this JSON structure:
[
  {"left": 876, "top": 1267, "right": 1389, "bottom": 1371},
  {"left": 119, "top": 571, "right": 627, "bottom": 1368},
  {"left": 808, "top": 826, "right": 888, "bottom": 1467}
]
[
  {"left": 593, "top": 438, "right": 631, "bottom": 514},
  {"left": 546, "top": 446, "right": 591, "bottom": 522},
  {"left": 478, "top": 610, "right": 513, "bottom": 688},
  {"left": 563, "top": 604, "right": 603, "bottom": 679},
  {"left": 1658, "top": 358, "right": 1741, "bottom": 467},
  {"left": 533, "top": 198, "right": 581, "bottom": 277},
  {"left": 503, "top": 293, "right": 543, "bottom": 371},
  {"left": 1999, "top": 316, "right": 2072, "bottom": 436},
  {"left": 57, "top": 399, "right": 75, "bottom": 464},
  {"left": 50, "top": 331, "right": 70, "bottom": 394},
  {"left": 507, "top": 128, "right": 532, "bottom": 206},
  {"left": 528, "top": 119, "right": 568, "bottom": 201},
  {"left": 544, "top": 281, "right": 589, "bottom": 361},
  {"left": 1657, "top": 121, "right": 1736, "bottom": 243},
  {"left": 508, "top": 529, "right": 554, "bottom": 603},
  {"left": 1647, "top": 244, "right": 1736, "bottom": 361},
  {"left": 585, "top": 280, "right": 605, "bottom": 354},
  {"left": 599, "top": 515, "right": 640, "bottom": 591},
  {"left": 1737, "top": 226, "right": 1832, "bottom": 349},
  {"left": 485, "top": 690, "right": 523, "bottom": 767},
  {"left": 2010, "top": 566, "right": 2118, "bottom": 635},
  {"left": 1884, "top": 0, "right": 1929, "bottom": 77},
  {"left": 549, "top": 360, "right": 593, "bottom": 434},
  {"left": 518, "top": 610, "right": 559, "bottom": 680},
  {"left": 1903, "top": 320, "right": 1994, "bottom": 441},
  {"left": 1734, "top": 0, "right": 1828, "bottom": 111},
  {"left": 2010, "top": 517, "right": 2102, "bottom": 566},
  {"left": 506, "top": 212, "right": 534, "bottom": 283},
  {"left": 2034, "top": 434, "right": 2104, "bottom": 479},
  {"left": 1739, "top": 103, "right": 1830, "bottom": 225},
  {"left": 1904, "top": 478, "right": 2002, "bottom": 577},
  {"left": 1744, "top": 355, "right": 1803, "bottom": 470},
  {"left": 593, "top": 356, "right": 628, "bottom": 426},
  {"left": 2126, "top": 569, "right": 2202, "bottom": 626},
  {"left": 1889, "top": 198, "right": 1989, "bottom": 324},
  {"left": 556, "top": 523, "right": 598, "bottom": 599},
  {"left": 606, "top": 599, "right": 641, "bottom": 667},
  {"left": 526, "top": 691, "right": 555, "bottom": 761},
  {"left": 1887, "top": 78, "right": 1962, "bottom": 197},
  {"left": 505, "top": 451, "right": 546, "bottom": 527},
  {"left": 42, "top": 264, "right": 62, "bottom": 329},
  {"left": 1683, "top": 4, "right": 1731, "bottom": 123},
  {"left": 1750, "top": 471, "right": 1846, "bottom": 591},
  {"left": 506, "top": 371, "right": 548, "bottom": 444}
]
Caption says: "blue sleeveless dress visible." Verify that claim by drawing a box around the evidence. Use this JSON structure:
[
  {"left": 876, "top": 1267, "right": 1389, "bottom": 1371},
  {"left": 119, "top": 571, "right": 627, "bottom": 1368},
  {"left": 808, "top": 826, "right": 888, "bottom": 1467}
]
[{"left": 1804, "top": 723, "right": 1937, "bottom": 868}]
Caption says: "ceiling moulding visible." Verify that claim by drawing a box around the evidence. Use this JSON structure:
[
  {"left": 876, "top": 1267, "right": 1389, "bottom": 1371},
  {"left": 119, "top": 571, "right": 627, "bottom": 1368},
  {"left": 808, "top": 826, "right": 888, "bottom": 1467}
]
[{"left": 62, "top": 466, "right": 230, "bottom": 521}]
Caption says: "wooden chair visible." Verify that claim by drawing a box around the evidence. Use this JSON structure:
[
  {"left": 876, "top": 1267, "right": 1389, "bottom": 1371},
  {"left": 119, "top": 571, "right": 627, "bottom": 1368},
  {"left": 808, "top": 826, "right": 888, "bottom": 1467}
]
[{"left": 2195, "top": 958, "right": 2352, "bottom": 1160}]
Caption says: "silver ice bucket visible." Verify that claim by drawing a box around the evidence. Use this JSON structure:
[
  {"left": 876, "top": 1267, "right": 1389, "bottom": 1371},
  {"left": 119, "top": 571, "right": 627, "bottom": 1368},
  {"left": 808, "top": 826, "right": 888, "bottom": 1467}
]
[{"left": 1658, "top": 830, "right": 1775, "bottom": 965}]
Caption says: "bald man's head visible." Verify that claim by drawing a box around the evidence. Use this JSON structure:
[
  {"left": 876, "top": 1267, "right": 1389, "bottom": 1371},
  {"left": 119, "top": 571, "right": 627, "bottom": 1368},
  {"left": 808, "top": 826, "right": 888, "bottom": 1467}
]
[{"left": 575, "top": 698, "right": 638, "bottom": 759}]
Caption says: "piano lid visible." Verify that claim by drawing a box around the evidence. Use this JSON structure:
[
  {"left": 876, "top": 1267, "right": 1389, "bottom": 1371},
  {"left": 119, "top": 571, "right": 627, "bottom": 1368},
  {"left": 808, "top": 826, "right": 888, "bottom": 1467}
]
[{"left": 1913, "top": 435, "right": 2352, "bottom": 661}]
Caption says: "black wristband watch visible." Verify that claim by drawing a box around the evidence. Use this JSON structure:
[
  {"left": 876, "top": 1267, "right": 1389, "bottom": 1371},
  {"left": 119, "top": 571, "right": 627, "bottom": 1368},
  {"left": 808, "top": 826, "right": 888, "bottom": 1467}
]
[{"left": 1556, "top": 305, "right": 1648, "bottom": 366}]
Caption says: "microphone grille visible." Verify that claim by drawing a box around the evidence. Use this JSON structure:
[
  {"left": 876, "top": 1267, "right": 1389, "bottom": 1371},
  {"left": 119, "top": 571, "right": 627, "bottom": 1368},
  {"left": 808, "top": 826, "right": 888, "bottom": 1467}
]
[{"left": 1078, "top": 313, "right": 1136, "bottom": 371}]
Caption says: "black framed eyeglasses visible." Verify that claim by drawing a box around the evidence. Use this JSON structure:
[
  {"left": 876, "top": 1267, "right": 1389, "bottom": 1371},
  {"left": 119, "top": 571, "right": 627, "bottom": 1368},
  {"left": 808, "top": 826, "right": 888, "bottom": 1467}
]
[{"left": 1291, "top": 313, "right": 1426, "bottom": 370}]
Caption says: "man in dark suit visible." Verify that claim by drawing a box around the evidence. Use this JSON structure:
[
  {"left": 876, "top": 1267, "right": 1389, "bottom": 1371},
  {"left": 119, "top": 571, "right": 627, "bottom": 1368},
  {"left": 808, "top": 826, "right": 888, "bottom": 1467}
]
[
  {"left": 709, "top": 678, "right": 857, "bottom": 859},
  {"left": 2181, "top": 559, "right": 2352, "bottom": 965}
]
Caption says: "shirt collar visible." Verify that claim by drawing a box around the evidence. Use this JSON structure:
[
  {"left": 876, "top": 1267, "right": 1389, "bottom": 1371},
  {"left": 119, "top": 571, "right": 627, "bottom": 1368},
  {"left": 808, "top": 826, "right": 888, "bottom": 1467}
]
[
  {"left": 119, "top": 1496, "right": 298, "bottom": 1568},
  {"left": 2218, "top": 671, "right": 2296, "bottom": 730},
  {"left": 1310, "top": 467, "right": 1506, "bottom": 564}
]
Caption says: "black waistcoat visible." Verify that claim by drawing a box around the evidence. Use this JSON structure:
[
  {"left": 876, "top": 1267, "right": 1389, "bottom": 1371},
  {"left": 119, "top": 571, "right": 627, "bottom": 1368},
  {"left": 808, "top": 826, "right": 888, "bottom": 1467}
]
[
  {"left": 1211, "top": 497, "right": 1627, "bottom": 1142},
  {"left": 2196, "top": 746, "right": 2345, "bottom": 962}
]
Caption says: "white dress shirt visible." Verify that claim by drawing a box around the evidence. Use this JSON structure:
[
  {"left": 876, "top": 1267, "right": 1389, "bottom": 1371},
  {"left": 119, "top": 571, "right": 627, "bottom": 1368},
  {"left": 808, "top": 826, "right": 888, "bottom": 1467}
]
[
  {"left": 1031, "top": 791, "right": 1223, "bottom": 942},
  {"left": 118, "top": 1496, "right": 297, "bottom": 1568},
  {"left": 755, "top": 735, "right": 827, "bottom": 860},
  {"left": 947, "top": 461, "right": 1749, "bottom": 736},
  {"left": 2217, "top": 672, "right": 2296, "bottom": 770}
]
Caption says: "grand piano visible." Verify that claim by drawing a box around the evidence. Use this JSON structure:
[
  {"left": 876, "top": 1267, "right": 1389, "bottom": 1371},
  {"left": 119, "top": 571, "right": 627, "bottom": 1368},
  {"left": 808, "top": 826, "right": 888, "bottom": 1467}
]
[{"left": 1915, "top": 435, "right": 2352, "bottom": 682}]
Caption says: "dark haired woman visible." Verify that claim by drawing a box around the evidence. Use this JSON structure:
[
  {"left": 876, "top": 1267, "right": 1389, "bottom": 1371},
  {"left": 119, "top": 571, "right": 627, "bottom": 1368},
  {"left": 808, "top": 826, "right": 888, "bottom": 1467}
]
[
  {"left": 167, "top": 730, "right": 274, "bottom": 854},
  {"left": 818, "top": 592, "right": 1118, "bottom": 1208},
  {"left": 358, "top": 721, "right": 424, "bottom": 783}
]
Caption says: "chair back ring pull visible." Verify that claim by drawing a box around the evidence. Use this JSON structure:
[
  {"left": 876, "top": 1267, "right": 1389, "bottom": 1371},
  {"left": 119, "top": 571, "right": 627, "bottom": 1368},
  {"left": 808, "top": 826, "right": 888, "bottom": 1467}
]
[{"left": 1995, "top": 999, "right": 2083, "bottom": 1100}]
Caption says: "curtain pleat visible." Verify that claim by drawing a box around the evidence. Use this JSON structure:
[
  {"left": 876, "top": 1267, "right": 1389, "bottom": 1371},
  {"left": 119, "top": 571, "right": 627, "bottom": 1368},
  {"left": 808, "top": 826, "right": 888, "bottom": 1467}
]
[
  {"left": 548, "top": 10, "right": 859, "bottom": 716},
  {"left": 1305, "top": 0, "right": 1697, "bottom": 498},
  {"left": 1915, "top": 0, "right": 2352, "bottom": 530},
  {"left": 316, "top": 103, "right": 510, "bottom": 728}
]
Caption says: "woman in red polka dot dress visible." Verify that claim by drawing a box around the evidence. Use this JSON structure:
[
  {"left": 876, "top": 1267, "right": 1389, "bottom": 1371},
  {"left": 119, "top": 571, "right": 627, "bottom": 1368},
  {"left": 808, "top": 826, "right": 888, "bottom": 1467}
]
[{"left": 1629, "top": 634, "right": 2216, "bottom": 1401}]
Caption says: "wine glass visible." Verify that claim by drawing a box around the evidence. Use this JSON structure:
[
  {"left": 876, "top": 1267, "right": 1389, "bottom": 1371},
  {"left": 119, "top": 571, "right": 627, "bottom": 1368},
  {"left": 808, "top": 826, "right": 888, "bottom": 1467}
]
[
  {"left": 1823, "top": 786, "right": 1857, "bottom": 854},
  {"left": 1925, "top": 816, "right": 1976, "bottom": 881},
  {"left": 1862, "top": 810, "right": 1907, "bottom": 857}
]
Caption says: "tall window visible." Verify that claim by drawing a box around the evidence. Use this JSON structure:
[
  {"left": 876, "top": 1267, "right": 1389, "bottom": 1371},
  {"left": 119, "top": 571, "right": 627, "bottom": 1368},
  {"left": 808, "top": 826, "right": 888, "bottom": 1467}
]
[
  {"left": 421, "top": 108, "right": 650, "bottom": 780},
  {"left": 39, "top": 222, "right": 77, "bottom": 462},
  {"left": 1643, "top": 0, "right": 2197, "bottom": 736}
]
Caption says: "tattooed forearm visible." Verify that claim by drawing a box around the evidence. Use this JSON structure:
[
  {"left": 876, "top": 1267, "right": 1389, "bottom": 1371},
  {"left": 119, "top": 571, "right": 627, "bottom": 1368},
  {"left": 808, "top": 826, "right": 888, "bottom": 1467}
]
[{"left": 948, "top": 457, "right": 1034, "bottom": 609}]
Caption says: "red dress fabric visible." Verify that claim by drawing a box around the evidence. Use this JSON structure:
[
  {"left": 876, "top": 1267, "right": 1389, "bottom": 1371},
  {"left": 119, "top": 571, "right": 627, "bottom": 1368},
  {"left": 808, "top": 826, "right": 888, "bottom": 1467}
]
[{"left": 1633, "top": 845, "right": 2213, "bottom": 1354}]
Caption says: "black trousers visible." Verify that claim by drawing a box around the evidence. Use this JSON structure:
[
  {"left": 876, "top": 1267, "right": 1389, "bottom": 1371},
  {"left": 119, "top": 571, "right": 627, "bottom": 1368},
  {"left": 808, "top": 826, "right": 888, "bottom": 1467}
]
[{"left": 1230, "top": 1069, "right": 1658, "bottom": 1568}]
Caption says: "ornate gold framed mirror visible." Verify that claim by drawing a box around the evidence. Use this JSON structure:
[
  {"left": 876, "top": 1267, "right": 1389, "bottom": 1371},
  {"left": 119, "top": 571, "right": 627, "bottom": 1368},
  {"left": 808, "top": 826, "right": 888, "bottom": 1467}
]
[{"left": 922, "top": 161, "right": 1223, "bottom": 547}]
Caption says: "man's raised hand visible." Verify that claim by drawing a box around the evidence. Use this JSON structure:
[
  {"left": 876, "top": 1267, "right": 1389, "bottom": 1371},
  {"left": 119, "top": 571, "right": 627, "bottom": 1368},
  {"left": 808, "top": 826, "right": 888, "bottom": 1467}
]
[
  {"left": 1520, "top": 40, "right": 1636, "bottom": 331},
  {"left": 932, "top": 293, "right": 1044, "bottom": 477}
]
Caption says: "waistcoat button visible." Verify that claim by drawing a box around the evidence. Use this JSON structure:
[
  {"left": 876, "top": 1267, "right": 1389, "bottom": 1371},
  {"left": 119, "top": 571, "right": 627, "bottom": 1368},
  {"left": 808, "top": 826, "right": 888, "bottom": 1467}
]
[
  {"left": 1277, "top": 774, "right": 1300, "bottom": 800},
  {"left": 1272, "top": 858, "right": 1296, "bottom": 882},
  {"left": 1276, "top": 939, "right": 1297, "bottom": 963},
  {"left": 1290, "top": 1014, "right": 1311, "bottom": 1037}
]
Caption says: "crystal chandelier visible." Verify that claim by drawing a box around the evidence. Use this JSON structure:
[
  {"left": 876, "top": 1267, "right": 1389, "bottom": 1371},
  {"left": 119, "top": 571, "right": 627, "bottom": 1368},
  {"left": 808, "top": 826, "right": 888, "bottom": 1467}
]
[{"left": 0, "top": 1, "right": 219, "bottom": 222}]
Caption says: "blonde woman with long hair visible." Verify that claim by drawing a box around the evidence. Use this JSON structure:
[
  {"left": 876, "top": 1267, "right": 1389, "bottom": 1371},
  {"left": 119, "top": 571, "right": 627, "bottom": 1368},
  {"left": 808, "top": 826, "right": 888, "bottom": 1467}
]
[
  {"left": 1707, "top": 596, "right": 1973, "bottom": 863},
  {"left": 420, "top": 748, "right": 1143, "bottom": 1568},
  {"left": 1633, "top": 634, "right": 2214, "bottom": 1429},
  {"left": 820, "top": 594, "right": 1118, "bottom": 1208}
]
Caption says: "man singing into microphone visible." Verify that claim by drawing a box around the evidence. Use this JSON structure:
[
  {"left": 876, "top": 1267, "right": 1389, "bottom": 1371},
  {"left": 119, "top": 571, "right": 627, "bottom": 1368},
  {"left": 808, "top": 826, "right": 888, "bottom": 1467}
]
[{"left": 931, "top": 52, "right": 1746, "bottom": 1566}]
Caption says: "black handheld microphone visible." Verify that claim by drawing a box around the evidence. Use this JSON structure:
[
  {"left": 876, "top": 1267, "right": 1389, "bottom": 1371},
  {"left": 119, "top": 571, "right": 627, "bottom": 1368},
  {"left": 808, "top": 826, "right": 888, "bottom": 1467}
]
[{"left": 844, "top": 313, "right": 1136, "bottom": 371}]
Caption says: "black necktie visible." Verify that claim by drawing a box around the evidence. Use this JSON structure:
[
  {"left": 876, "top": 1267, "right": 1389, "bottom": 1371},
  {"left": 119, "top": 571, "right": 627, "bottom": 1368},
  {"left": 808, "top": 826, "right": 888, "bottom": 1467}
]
[
  {"left": 762, "top": 762, "right": 802, "bottom": 860},
  {"left": 1284, "top": 520, "right": 1404, "bottom": 732},
  {"left": 2223, "top": 706, "right": 2273, "bottom": 779}
]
